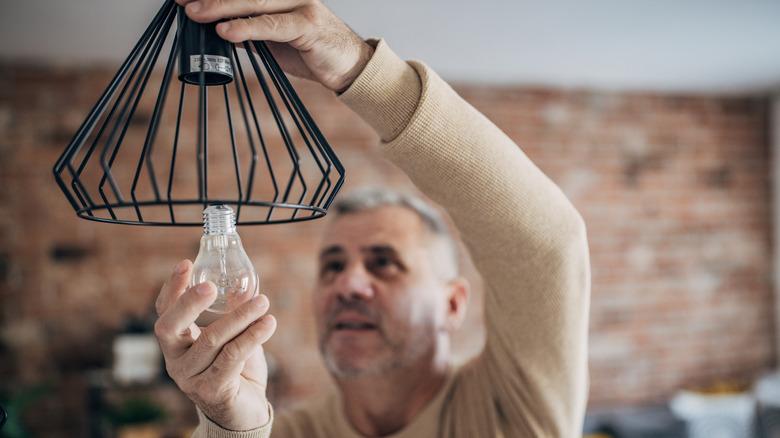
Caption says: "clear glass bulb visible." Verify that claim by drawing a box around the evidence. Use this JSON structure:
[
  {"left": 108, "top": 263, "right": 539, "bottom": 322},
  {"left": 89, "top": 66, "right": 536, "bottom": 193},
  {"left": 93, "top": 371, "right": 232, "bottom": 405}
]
[{"left": 190, "top": 205, "right": 259, "bottom": 314}]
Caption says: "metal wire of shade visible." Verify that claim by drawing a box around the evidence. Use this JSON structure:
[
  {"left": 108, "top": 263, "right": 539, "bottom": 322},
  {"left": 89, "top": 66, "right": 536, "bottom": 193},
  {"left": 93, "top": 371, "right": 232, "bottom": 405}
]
[{"left": 52, "top": 0, "right": 345, "bottom": 226}]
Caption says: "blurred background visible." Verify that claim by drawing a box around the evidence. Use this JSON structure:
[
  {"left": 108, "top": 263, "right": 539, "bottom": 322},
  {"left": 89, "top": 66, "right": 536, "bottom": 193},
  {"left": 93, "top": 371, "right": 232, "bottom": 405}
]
[{"left": 1, "top": 0, "right": 780, "bottom": 437}]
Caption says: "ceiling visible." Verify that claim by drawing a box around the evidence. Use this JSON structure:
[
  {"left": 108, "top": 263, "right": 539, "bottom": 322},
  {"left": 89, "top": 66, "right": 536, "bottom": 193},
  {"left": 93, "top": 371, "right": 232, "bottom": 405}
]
[{"left": 1, "top": 0, "right": 779, "bottom": 94}]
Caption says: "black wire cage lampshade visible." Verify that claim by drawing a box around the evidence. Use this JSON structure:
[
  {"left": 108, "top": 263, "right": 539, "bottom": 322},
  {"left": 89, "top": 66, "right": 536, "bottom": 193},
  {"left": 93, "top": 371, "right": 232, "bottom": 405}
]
[{"left": 53, "top": 0, "right": 345, "bottom": 226}]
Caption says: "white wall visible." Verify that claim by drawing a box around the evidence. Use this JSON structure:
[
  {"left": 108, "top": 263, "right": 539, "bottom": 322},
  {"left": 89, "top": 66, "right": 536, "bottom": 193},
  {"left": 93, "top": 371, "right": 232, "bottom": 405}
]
[{"left": 1, "top": 0, "right": 779, "bottom": 93}]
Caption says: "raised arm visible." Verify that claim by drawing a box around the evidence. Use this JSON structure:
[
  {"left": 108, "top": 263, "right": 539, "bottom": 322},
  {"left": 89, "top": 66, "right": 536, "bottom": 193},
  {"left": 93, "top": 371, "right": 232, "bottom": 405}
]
[{"left": 339, "top": 40, "right": 591, "bottom": 437}]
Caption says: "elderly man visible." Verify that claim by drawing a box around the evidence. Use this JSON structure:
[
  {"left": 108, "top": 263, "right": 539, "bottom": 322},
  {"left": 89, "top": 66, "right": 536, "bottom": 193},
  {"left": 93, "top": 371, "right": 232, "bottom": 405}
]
[{"left": 153, "top": 0, "right": 591, "bottom": 436}]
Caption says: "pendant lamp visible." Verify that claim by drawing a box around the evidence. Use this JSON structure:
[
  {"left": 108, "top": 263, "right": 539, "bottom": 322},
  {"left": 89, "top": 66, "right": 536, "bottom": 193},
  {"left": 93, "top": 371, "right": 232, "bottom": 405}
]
[{"left": 53, "top": 0, "right": 345, "bottom": 226}]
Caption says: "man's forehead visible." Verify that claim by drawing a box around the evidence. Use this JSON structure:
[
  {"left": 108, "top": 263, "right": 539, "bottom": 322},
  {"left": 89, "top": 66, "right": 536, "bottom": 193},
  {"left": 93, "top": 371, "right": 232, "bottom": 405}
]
[{"left": 319, "top": 206, "right": 428, "bottom": 250}]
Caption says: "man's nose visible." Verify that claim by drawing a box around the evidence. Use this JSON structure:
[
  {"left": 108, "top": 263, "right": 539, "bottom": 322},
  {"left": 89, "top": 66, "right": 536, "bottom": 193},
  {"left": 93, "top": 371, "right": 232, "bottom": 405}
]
[{"left": 334, "top": 262, "right": 374, "bottom": 300}]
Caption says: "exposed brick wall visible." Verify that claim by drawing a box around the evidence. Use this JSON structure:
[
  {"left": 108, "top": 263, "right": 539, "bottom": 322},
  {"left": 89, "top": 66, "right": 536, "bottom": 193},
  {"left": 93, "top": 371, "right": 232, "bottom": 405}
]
[
  {"left": 0, "top": 62, "right": 773, "bottom": 429},
  {"left": 457, "top": 89, "right": 774, "bottom": 405}
]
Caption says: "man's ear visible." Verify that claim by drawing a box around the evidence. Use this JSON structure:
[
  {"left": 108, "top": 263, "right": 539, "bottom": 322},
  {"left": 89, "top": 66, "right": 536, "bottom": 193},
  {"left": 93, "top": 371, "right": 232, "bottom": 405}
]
[{"left": 445, "top": 277, "right": 470, "bottom": 332}]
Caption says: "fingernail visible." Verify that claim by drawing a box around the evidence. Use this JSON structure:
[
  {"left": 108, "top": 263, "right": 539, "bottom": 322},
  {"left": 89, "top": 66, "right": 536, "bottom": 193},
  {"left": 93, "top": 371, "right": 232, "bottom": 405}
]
[
  {"left": 174, "top": 260, "right": 189, "bottom": 274},
  {"left": 195, "top": 282, "right": 213, "bottom": 295},
  {"left": 187, "top": 1, "right": 201, "bottom": 13},
  {"left": 252, "top": 294, "right": 268, "bottom": 307},
  {"left": 217, "top": 22, "right": 231, "bottom": 33}
]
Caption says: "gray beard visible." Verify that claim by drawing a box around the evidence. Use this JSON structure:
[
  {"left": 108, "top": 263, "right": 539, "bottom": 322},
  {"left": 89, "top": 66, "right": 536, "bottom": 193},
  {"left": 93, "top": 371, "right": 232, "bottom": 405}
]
[{"left": 319, "top": 329, "right": 434, "bottom": 379}]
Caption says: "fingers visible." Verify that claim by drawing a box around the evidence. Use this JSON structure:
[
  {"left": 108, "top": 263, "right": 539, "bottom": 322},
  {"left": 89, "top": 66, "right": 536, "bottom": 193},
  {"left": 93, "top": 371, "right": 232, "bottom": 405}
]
[
  {"left": 181, "top": 0, "right": 312, "bottom": 24},
  {"left": 179, "top": 294, "right": 271, "bottom": 377},
  {"left": 155, "top": 282, "right": 217, "bottom": 357},
  {"left": 216, "top": 12, "right": 311, "bottom": 44},
  {"left": 156, "top": 259, "right": 192, "bottom": 316},
  {"left": 207, "top": 314, "right": 277, "bottom": 380}
]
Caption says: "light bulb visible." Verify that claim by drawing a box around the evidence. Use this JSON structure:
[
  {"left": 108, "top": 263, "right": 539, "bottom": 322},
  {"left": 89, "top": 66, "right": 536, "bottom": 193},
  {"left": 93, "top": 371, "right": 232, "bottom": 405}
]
[{"left": 190, "top": 205, "right": 259, "bottom": 316}]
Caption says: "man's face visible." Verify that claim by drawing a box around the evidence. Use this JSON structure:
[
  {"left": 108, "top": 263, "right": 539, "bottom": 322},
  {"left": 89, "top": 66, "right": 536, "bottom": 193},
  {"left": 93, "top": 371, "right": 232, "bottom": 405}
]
[{"left": 314, "top": 206, "right": 454, "bottom": 378}]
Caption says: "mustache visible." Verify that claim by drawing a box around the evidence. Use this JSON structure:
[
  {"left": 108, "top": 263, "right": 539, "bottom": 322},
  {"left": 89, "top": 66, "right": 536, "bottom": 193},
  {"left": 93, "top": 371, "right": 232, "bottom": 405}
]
[{"left": 324, "top": 297, "right": 381, "bottom": 331}]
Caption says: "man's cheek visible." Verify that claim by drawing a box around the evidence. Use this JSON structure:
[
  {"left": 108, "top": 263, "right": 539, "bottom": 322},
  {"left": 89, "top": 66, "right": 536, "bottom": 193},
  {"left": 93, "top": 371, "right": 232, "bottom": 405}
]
[{"left": 394, "top": 292, "right": 435, "bottom": 328}]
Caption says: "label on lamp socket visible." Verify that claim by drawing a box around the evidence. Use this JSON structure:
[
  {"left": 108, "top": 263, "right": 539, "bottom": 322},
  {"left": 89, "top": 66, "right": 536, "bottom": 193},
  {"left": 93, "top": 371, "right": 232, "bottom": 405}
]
[{"left": 190, "top": 54, "right": 233, "bottom": 77}]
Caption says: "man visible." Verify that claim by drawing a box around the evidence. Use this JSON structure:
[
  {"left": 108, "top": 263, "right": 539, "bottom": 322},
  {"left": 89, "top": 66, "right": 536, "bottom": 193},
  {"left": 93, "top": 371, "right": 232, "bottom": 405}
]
[{"left": 153, "top": 0, "right": 591, "bottom": 436}]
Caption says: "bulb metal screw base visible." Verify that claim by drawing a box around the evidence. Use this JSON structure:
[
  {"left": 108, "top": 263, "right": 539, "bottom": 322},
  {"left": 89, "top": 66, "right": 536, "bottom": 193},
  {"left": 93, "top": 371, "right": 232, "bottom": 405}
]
[{"left": 204, "top": 204, "right": 236, "bottom": 235}]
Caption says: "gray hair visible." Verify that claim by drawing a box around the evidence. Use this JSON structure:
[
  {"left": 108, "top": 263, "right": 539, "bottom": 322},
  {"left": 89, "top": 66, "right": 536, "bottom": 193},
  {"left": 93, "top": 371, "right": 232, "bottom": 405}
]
[{"left": 332, "top": 187, "right": 459, "bottom": 276}]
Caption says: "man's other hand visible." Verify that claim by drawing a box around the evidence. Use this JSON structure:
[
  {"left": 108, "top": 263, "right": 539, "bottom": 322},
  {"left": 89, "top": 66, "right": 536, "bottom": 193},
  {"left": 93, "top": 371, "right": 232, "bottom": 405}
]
[{"left": 176, "top": 0, "right": 374, "bottom": 93}]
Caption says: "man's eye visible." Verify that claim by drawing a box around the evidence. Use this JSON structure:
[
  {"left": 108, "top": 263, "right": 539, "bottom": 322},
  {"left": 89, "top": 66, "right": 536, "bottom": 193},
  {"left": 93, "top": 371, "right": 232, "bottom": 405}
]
[
  {"left": 368, "top": 256, "right": 398, "bottom": 273},
  {"left": 374, "top": 256, "right": 392, "bottom": 267},
  {"left": 321, "top": 261, "right": 344, "bottom": 274}
]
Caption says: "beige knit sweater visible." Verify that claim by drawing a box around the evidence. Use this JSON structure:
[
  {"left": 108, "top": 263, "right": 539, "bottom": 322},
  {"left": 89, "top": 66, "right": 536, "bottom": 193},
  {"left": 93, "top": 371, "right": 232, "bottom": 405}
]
[{"left": 193, "top": 39, "right": 591, "bottom": 438}]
